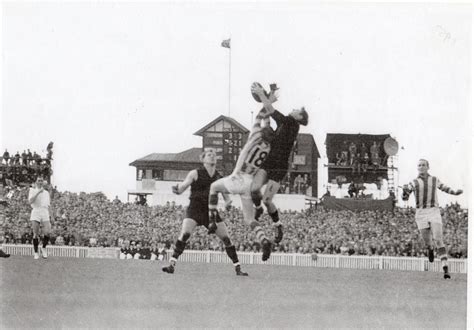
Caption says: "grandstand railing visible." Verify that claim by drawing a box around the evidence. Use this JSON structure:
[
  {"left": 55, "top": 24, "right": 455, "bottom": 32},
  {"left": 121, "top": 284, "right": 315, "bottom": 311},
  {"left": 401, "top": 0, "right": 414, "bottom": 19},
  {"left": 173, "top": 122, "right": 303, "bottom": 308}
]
[{"left": 2, "top": 244, "right": 466, "bottom": 274}]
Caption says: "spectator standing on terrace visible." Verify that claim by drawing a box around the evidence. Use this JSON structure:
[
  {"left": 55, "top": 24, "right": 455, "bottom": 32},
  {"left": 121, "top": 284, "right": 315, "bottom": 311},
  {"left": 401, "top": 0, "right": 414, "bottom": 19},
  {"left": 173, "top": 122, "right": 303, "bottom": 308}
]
[
  {"left": 27, "top": 149, "right": 33, "bottom": 165},
  {"left": 162, "top": 148, "right": 248, "bottom": 276},
  {"left": 21, "top": 151, "right": 28, "bottom": 166},
  {"left": 2, "top": 149, "right": 9, "bottom": 165},
  {"left": 402, "top": 159, "right": 463, "bottom": 279},
  {"left": 33, "top": 152, "right": 41, "bottom": 166},
  {"left": 14, "top": 152, "right": 20, "bottom": 165},
  {"left": 28, "top": 175, "right": 53, "bottom": 259}
]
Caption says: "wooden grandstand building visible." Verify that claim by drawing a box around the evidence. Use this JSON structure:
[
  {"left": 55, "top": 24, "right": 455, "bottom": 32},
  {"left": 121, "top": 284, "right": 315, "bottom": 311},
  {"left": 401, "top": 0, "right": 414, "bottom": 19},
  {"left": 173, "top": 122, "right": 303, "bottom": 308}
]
[{"left": 128, "top": 115, "right": 320, "bottom": 207}]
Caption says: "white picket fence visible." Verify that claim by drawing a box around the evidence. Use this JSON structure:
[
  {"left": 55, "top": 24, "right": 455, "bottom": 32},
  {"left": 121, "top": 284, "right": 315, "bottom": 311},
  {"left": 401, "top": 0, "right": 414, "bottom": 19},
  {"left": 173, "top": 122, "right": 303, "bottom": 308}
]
[{"left": 2, "top": 244, "right": 467, "bottom": 274}]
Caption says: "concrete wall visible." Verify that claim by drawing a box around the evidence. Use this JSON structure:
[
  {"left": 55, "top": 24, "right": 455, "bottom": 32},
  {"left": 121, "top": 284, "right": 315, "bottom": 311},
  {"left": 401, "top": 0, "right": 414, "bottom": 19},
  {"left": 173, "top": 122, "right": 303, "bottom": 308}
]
[{"left": 138, "top": 181, "right": 306, "bottom": 211}]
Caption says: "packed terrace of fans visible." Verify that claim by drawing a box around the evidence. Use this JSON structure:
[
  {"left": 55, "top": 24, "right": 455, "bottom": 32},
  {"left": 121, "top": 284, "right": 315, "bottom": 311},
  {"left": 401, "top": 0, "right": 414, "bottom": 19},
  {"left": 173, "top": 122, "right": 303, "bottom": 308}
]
[{"left": 0, "top": 186, "right": 467, "bottom": 259}]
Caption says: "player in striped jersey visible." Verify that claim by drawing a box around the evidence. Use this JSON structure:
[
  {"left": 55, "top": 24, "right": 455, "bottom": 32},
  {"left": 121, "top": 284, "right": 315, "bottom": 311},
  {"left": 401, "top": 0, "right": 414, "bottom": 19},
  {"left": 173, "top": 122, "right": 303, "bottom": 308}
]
[
  {"left": 208, "top": 101, "right": 276, "bottom": 262},
  {"left": 402, "top": 159, "right": 463, "bottom": 279}
]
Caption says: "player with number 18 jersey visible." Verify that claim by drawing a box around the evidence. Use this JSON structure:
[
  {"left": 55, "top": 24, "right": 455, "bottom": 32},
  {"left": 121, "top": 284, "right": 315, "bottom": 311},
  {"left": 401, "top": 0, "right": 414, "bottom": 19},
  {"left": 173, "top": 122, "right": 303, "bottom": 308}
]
[
  {"left": 225, "top": 128, "right": 272, "bottom": 194},
  {"left": 207, "top": 104, "right": 275, "bottom": 261}
]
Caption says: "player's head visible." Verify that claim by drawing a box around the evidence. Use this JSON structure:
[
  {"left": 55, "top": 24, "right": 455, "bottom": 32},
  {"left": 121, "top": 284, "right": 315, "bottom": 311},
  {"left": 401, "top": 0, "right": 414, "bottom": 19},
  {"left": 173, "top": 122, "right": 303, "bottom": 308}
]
[
  {"left": 35, "top": 175, "right": 45, "bottom": 187},
  {"left": 418, "top": 159, "right": 429, "bottom": 175},
  {"left": 289, "top": 107, "right": 309, "bottom": 126},
  {"left": 260, "top": 126, "right": 275, "bottom": 144},
  {"left": 200, "top": 148, "right": 217, "bottom": 165}
]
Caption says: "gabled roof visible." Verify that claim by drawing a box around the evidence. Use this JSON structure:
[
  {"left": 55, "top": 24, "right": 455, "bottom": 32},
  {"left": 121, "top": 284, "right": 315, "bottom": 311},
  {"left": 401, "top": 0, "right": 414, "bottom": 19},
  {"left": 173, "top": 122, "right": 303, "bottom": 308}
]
[
  {"left": 129, "top": 148, "right": 202, "bottom": 167},
  {"left": 298, "top": 133, "right": 321, "bottom": 158},
  {"left": 194, "top": 115, "right": 249, "bottom": 136}
]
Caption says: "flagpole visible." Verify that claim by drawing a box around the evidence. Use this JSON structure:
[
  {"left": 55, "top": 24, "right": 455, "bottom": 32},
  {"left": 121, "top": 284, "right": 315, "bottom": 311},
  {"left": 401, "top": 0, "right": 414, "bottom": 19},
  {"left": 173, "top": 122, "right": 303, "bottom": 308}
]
[{"left": 228, "top": 37, "right": 231, "bottom": 117}]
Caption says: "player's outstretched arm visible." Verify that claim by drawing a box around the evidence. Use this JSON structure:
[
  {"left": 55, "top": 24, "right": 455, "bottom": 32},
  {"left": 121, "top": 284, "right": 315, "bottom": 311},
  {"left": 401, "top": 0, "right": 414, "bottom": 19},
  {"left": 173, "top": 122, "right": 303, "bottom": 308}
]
[
  {"left": 251, "top": 83, "right": 277, "bottom": 115},
  {"left": 437, "top": 180, "right": 463, "bottom": 195},
  {"left": 172, "top": 170, "right": 197, "bottom": 195}
]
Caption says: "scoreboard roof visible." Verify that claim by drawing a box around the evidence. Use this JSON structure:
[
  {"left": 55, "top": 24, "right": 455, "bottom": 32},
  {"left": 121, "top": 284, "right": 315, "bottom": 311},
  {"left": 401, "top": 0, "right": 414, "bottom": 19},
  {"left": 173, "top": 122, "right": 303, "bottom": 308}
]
[{"left": 325, "top": 133, "right": 391, "bottom": 155}]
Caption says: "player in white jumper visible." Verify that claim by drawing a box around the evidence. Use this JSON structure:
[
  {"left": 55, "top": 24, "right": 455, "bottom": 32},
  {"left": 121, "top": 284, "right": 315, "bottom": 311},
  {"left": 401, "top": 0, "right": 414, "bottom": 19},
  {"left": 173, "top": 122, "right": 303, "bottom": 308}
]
[
  {"left": 28, "top": 176, "right": 53, "bottom": 259},
  {"left": 208, "top": 94, "right": 277, "bottom": 261}
]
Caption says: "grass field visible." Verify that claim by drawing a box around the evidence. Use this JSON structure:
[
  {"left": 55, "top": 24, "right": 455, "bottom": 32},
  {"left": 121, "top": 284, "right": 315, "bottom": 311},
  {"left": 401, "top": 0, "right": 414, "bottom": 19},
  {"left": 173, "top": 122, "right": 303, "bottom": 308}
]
[{"left": 0, "top": 256, "right": 467, "bottom": 329}]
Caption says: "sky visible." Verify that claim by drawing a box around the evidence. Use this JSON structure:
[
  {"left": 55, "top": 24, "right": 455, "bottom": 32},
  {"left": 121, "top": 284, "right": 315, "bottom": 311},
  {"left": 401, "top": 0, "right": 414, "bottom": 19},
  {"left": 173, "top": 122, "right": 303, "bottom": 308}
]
[{"left": 0, "top": 1, "right": 471, "bottom": 207}]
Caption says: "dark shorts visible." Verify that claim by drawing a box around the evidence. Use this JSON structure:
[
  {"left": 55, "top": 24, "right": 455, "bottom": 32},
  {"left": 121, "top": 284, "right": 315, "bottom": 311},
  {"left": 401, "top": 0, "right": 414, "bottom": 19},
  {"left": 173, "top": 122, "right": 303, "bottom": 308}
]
[
  {"left": 186, "top": 202, "right": 223, "bottom": 229},
  {"left": 261, "top": 159, "right": 289, "bottom": 182}
]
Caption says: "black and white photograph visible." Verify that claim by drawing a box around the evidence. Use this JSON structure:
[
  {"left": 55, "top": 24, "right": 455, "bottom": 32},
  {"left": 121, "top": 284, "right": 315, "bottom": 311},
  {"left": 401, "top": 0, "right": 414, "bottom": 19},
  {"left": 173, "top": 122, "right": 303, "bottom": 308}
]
[{"left": 0, "top": 1, "right": 471, "bottom": 328}]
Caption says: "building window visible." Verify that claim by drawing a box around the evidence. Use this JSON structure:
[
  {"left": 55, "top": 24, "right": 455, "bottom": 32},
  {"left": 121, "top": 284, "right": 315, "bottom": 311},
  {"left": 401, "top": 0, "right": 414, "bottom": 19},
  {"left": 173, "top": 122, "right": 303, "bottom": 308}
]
[
  {"left": 152, "top": 169, "right": 163, "bottom": 180},
  {"left": 137, "top": 169, "right": 143, "bottom": 181}
]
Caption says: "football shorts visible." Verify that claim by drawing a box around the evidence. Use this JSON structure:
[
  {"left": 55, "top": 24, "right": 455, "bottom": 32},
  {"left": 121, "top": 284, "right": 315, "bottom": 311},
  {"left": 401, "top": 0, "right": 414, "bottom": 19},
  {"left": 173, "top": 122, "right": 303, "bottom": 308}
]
[
  {"left": 415, "top": 207, "right": 442, "bottom": 230},
  {"left": 223, "top": 172, "right": 253, "bottom": 198},
  {"left": 30, "top": 208, "right": 50, "bottom": 223}
]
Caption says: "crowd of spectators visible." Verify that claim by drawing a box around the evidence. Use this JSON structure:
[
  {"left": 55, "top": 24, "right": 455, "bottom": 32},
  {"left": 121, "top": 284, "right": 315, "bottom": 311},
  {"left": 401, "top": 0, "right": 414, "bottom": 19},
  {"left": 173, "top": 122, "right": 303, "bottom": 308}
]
[
  {"left": 332, "top": 140, "right": 386, "bottom": 174},
  {"left": 0, "top": 186, "right": 468, "bottom": 259},
  {"left": 0, "top": 143, "right": 53, "bottom": 188},
  {"left": 278, "top": 173, "right": 311, "bottom": 195}
]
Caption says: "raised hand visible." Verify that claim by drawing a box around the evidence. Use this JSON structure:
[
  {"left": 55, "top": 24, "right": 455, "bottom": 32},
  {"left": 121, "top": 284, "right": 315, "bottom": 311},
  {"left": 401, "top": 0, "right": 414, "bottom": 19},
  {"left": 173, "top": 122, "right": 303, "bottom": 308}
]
[
  {"left": 171, "top": 184, "right": 180, "bottom": 195},
  {"left": 268, "top": 90, "right": 279, "bottom": 104}
]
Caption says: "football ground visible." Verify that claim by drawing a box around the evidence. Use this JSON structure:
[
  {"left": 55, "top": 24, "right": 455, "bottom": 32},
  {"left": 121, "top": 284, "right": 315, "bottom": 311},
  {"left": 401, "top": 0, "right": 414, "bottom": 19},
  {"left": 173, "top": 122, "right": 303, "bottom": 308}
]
[{"left": 0, "top": 256, "right": 467, "bottom": 329}]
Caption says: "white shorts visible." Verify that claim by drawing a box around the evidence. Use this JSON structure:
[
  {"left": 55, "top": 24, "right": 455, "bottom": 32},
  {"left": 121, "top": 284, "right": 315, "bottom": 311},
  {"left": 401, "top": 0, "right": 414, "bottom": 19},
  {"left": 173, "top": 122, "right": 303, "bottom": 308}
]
[
  {"left": 415, "top": 207, "right": 442, "bottom": 230},
  {"left": 222, "top": 173, "right": 253, "bottom": 198},
  {"left": 30, "top": 209, "right": 50, "bottom": 223}
]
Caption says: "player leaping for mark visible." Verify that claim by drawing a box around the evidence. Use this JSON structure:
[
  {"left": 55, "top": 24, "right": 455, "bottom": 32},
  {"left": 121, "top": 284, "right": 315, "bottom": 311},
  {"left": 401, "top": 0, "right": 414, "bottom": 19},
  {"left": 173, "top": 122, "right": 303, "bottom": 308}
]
[
  {"left": 249, "top": 83, "right": 308, "bottom": 244},
  {"left": 402, "top": 159, "right": 463, "bottom": 279},
  {"left": 162, "top": 148, "right": 248, "bottom": 276},
  {"left": 208, "top": 92, "right": 277, "bottom": 261}
]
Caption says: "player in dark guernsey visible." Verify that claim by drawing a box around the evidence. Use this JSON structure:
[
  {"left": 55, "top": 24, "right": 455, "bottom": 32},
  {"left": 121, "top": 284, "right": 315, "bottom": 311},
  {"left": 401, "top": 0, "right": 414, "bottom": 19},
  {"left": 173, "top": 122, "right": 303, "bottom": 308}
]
[
  {"left": 162, "top": 148, "right": 248, "bottom": 276},
  {"left": 249, "top": 83, "right": 309, "bottom": 244}
]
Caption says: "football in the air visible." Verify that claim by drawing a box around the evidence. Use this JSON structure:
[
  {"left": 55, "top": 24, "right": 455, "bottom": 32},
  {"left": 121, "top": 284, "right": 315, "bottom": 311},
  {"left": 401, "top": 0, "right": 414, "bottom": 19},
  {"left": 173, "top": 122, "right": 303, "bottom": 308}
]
[{"left": 251, "top": 82, "right": 269, "bottom": 103}]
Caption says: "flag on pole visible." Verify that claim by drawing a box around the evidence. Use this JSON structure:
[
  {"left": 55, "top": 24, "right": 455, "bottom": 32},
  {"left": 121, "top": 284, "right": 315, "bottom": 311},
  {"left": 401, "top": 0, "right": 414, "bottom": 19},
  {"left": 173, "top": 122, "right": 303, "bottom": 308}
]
[{"left": 221, "top": 38, "right": 231, "bottom": 49}]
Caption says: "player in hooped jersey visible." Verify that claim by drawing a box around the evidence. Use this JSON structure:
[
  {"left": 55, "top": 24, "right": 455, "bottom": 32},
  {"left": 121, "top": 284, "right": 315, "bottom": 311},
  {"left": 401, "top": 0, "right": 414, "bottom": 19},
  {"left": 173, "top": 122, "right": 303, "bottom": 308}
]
[
  {"left": 249, "top": 83, "right": 309, "bottom": 244},
  {"left": 402, "top": 159, "right": 463, "bottom": 279},
  {"left": 208, "top": 103, "right": 276, "bottom": 261},
  {"left": 162, "top": 148, "right": 248, "bottom": 276}
]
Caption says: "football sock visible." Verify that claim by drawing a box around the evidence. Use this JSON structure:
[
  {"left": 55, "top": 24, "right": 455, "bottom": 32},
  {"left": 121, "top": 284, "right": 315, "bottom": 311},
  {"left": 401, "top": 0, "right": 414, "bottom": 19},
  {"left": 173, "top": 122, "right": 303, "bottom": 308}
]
[
  {"left": 269, "top": 210, "right": 280, "bottom": 224},
  {"left": 42, "top": 235, "right": 49, "bottom": 248},
  {"left": 172, "top": 239, "right": 186, "bottom": 260},
  {"left": 169, "top": 257, "right": 177, "bottom": 267},
  {"left": 251, "top": 190, "right": 262, "bottom": 208},
  {"left": 33, "top": 238, "right": 39, "bottom": 253},
  {"left": 225, "top": 245, "right": 239, "bottom": 265},
  {"left": 438, "top": 246, "right": 448, "bottom": 267}
]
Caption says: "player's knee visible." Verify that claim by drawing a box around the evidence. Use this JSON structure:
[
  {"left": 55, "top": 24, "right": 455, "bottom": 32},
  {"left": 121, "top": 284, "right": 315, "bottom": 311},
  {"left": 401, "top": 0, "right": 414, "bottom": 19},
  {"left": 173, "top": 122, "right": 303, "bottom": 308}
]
[
  {"left": 434, "top": 238, "right": 444, "bottom": 248},
  {"left": 264, "top": 199, "right": 275, "bottom": 210},
  {"left": 221, "top": 236, "right": 232, "bottom": 247}
]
